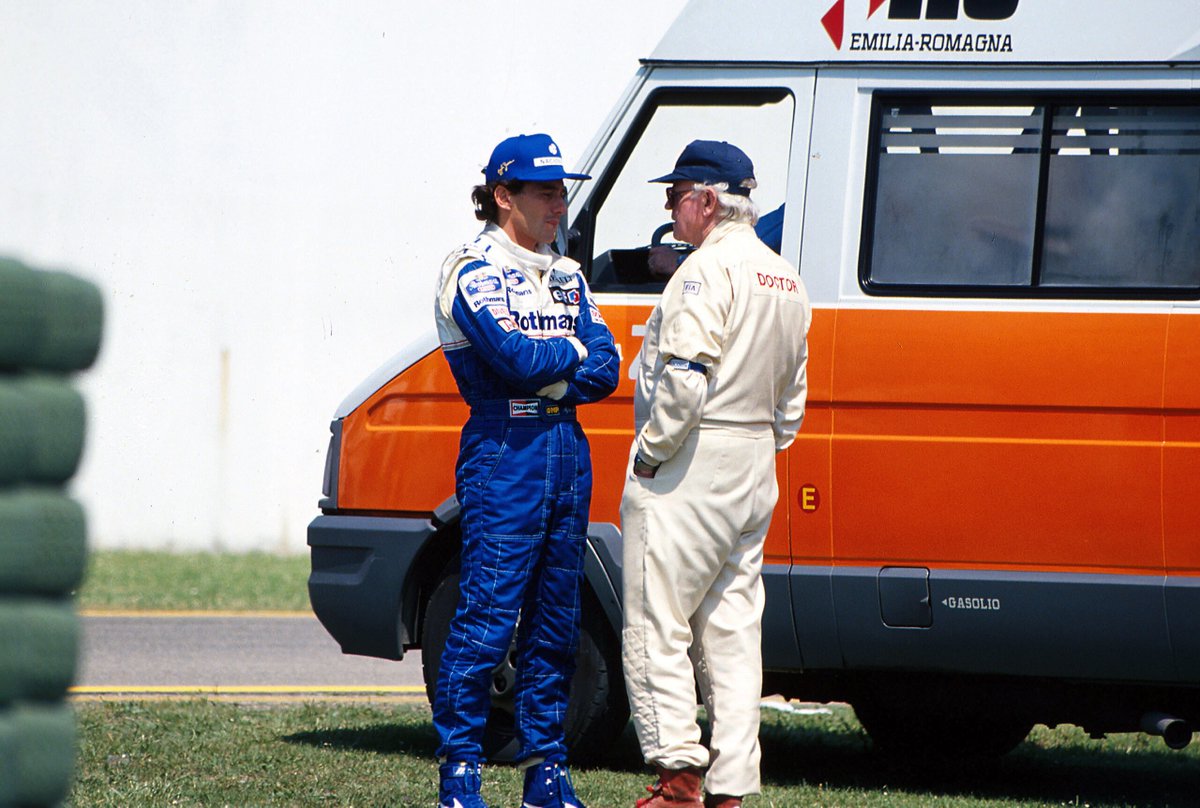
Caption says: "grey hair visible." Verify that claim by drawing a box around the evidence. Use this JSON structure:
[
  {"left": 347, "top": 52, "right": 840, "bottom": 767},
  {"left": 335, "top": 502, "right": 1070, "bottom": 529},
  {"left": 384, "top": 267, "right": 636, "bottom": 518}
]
[{"left": 693, "top": 181, "right": 759, "bottom": 226}]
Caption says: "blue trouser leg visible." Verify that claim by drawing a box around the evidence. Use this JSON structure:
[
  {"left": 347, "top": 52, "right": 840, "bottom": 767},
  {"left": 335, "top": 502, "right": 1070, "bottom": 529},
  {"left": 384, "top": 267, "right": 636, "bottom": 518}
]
[
  {"left": 433, "top": 419, "right": 590, "bottom": 763},
  {"left": 516, "top": 423, "right": 591, "bottom": 761}
]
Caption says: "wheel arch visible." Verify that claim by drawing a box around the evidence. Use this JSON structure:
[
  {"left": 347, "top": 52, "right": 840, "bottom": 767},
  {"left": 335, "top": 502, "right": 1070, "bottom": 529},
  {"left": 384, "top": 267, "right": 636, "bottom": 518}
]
[{"left": 405, "top": 497, "right": 626, "bottom": 650}]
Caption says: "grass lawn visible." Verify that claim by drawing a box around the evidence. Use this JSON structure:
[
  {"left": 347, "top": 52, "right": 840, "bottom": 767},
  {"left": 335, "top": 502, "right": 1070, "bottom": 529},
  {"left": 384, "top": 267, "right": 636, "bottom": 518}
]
[
  {"left": 78, "top": 550, "right": 310, "bottom": 611},
  {"left": 69, "top": 551, "right": 1200, "bottom": 806},
  {"left": 73, "top": 699, "right": 1200, "bottom": 807}
]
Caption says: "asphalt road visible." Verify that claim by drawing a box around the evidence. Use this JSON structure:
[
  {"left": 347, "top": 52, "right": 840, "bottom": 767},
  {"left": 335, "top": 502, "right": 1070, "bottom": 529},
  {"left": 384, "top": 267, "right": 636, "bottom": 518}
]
[{"left": 74, "top": 613, "right": 426, "bottom": 699}]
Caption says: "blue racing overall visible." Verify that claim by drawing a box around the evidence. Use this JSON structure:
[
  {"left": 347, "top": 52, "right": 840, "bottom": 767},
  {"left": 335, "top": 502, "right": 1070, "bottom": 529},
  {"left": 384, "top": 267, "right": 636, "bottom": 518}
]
[{"left": 431, "top": 223, "right": 618, "bottom": 765}]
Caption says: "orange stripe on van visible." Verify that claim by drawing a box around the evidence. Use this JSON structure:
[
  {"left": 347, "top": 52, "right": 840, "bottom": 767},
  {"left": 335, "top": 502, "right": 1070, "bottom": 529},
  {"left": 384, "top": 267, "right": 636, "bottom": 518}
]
[{"left": 337, "top": 304, "right": 1200, "bottom": 577}]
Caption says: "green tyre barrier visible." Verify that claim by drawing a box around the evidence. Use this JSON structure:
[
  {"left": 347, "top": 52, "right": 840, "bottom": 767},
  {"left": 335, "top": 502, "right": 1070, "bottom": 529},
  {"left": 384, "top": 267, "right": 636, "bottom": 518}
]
[
  {"left": 13, "top": 376, "right": 86, "bottom": 485},
  {"left": 8, "top": 702, "right": 76, "bottom": 807},
  {"left": 0, "top": 706, "right": 14, "bottom": 807},
  {"left": 0, "top": 490, "right": 87, "bottom": 596},
  {"left": 0, "top": 382, "right": 34, "bottom": 487},
  {"left": 0, "top": 258, "right": 45, "bottom": 371},
  {"left": 0, "top": 599, "right": 78, "bottom": 705},
  {"left": 28, "top": 270, "right": 104, "bottom": 373}
]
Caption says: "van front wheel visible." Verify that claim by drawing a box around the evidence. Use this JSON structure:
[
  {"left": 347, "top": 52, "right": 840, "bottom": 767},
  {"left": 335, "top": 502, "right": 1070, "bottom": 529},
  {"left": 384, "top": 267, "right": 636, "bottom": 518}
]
[{"left": 420, "top": 570, "right": 630, "bottom": 764}]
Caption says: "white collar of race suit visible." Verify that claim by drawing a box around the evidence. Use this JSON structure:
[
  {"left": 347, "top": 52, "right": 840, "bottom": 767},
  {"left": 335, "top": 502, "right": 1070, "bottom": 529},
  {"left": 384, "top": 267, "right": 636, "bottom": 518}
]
[{"left": 479, "top": 222, "right": 580, "bottom": 275}]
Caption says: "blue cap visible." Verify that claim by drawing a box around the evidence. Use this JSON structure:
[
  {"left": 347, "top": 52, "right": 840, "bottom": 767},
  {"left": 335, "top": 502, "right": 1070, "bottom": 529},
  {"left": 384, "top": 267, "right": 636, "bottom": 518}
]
[
  {"left": 649, "top": 140, "right": 755, "bottom": 196},
  {"left": 483, "top": 133, "right": 591, "bottom": 184}
]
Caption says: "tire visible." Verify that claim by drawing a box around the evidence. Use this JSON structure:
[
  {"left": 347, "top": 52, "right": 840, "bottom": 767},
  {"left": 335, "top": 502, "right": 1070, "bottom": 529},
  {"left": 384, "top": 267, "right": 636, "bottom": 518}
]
[
  {"left": 27, "top": 270, "right": 104, "bottom": 373},
  {"left": 0, "top": 599, "right": 79, "bottom": 704},
  {"left": 0, "top": 489, "right": 88, "bottom": 596},
  {"left": 13, "top": 375, "right": 86, "bottom": 484},
  {"left": 0, "top": 258, "right": 45, "bottom": 370},
  {"left": 0, "top": 380, "right": 35, "bottom": 486},
  {"left": 852, "top": 683, "right": 1032, "bottom": 759},
  {"left": 4, "top": 702, "right": 76, "bottom": 806},
  {"left": 421, "top": 568, "right": 630, "bottom": 764}
]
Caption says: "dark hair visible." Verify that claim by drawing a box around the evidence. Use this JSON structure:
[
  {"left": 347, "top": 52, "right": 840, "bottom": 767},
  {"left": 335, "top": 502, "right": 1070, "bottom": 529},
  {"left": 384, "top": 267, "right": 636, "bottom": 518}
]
[{"left": 471, "top": 180, "right": 525, "bottom": 223}]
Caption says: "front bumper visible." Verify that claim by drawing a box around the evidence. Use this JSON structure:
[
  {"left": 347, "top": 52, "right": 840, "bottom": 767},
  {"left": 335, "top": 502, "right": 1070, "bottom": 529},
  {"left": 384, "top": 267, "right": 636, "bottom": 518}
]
[{"left": 307, "top": 513, "right": 437, "bottom": 660}]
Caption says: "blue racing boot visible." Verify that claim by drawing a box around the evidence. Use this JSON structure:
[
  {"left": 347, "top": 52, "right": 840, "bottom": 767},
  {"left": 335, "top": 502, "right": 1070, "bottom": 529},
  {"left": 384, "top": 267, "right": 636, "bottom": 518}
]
[
  {"left": 522, "top": 759, "right": 586, "bottom": 808},
  {"left": 439, "top": 760, "right": 488, "bottom": 808}
]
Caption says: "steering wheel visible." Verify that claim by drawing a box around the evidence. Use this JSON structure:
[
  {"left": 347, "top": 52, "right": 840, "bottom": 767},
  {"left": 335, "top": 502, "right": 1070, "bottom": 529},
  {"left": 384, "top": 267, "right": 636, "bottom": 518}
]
[{"left": 651, "top": 222, "right": 679, "bottom": 248}]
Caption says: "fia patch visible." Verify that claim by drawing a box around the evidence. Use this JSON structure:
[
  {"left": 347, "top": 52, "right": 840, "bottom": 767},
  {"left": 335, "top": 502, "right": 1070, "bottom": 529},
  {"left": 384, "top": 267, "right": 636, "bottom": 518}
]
[{"left": 682, "top": 280, "right": 702, "bottom": 296}]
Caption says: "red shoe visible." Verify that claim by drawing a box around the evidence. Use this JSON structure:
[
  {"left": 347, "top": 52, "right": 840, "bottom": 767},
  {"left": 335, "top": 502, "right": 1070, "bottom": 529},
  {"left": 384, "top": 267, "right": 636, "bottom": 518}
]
[{"left": 635, "top": 766, "right": 703, "bottom": 807}]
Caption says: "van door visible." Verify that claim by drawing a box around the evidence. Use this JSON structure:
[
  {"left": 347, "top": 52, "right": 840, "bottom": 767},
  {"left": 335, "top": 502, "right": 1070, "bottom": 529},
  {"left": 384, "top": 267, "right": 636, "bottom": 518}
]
[
  {"left": 570, "top": 69, "right": 816, "bottom": 668},
  {"left": 1164, "top": 304, "right": 1200, "bottom": 679}
]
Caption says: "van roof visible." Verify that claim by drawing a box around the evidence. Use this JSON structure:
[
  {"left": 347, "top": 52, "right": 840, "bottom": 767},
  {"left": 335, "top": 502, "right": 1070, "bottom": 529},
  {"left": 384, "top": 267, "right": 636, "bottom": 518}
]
[{"left": 650, "top": 0, "right": 1200, "bottom": 65}]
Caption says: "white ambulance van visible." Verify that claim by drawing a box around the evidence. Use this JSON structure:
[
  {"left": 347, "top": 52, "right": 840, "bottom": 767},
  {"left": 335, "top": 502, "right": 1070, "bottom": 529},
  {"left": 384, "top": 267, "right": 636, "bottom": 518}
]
[{"left": 309, "top": 0, "right": 1200, "bottom": 759}]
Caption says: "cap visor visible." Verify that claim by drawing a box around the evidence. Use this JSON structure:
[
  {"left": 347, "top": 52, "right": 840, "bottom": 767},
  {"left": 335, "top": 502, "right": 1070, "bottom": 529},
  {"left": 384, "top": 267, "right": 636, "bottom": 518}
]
[{"left": 648, "top": 171, "right": 687, "bottom": 184}]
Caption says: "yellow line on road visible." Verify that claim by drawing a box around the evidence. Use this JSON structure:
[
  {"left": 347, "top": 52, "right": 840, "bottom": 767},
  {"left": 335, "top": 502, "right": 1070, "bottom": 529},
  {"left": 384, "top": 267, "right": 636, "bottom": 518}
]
[
  {"left": 79, "top": 609, "right": 312, "bottom": 618},
  {"left": 70, "top": 692, "right": 427, "bottom": 705},
  {"left": 71, "top": 685, "right": 425, "bottom": 695}
]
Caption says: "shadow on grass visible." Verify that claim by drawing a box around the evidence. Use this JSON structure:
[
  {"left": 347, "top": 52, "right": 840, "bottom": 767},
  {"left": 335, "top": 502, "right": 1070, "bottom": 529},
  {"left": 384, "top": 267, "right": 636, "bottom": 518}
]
[
  {"left": 283, "top": 721, "right": 440, "bottom": 758},
  {"left": 758, "top": 716, "right": 1200, "bottom": 808}
]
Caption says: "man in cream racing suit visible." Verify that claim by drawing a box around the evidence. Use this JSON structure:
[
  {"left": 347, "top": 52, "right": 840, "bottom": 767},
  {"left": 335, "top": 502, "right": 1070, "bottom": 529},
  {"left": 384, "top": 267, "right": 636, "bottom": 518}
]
[
  {"left": 431, "top": 133, "right": 618, "bottom": 808},
  {"left": 620, "top": 141, "right": 811, "bottom": 808}
]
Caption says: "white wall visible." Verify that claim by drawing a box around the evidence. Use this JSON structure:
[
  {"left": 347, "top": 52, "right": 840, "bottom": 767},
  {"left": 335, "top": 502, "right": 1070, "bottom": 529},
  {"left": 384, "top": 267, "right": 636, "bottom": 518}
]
[{"left": 0, "top": 1, "right": 688, "bottom": 553}]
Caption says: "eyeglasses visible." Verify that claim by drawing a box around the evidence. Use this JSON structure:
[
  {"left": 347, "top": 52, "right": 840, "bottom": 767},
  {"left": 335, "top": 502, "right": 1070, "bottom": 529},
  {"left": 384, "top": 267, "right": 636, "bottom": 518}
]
[{"left": 665, "top": 187, "right": 696, "bottom": 210}]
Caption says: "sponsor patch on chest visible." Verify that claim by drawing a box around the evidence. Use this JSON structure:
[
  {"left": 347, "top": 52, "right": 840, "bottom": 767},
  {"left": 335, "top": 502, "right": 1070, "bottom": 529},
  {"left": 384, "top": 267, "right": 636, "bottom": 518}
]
[
  {"left": 460, "top": 268, "right": 505, "bottom": 311},
  {"left": 548, "top": 268, "right": 576, "bottom": 288},
  {"left": 551, "top": 287, "right": 581, "bottom": 305}
]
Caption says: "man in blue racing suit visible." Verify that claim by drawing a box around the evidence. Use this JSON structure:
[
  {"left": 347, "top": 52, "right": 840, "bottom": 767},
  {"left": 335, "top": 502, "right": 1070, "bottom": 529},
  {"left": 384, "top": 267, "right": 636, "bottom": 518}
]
[{"left": 431, "top": 133, "right": 619, "bottom": 808}]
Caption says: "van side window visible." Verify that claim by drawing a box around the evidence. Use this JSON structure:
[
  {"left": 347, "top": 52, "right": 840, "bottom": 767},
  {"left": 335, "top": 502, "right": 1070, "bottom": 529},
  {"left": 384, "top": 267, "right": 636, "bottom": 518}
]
[
  {"left": 571, "top": 89, "right": 794, "bottom": 294},
  {"left": 861, "top": 96, "right": 1200, "bottom": 298}
]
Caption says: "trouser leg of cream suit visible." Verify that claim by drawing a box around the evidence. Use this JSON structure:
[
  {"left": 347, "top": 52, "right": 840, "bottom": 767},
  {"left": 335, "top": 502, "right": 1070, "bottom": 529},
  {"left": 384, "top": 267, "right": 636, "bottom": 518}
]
[{"left": 621, "top": 426, "right": 776, "bottom": 797}]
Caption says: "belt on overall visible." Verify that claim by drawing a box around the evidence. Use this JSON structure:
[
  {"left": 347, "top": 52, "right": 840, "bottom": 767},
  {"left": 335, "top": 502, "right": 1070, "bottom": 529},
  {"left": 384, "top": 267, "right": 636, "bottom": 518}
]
[{"left": 471, "top": 398, "right": 577, "bottom": 421}]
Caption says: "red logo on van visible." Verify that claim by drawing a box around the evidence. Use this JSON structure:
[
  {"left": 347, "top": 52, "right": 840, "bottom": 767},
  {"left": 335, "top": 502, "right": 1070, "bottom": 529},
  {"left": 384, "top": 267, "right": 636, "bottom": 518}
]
[
  {"left": 822, "top": 0, "right": 1019, "bottom": 49},
  {"left": 821, "top": 0, "right": 887, "bottom": 49}
]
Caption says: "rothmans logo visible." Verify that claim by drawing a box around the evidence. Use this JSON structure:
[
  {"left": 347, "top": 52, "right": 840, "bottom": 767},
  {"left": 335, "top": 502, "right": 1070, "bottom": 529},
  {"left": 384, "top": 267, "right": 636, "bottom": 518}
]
[{"left": 821, "top": 0, "right": 1017, "bottom": 53}]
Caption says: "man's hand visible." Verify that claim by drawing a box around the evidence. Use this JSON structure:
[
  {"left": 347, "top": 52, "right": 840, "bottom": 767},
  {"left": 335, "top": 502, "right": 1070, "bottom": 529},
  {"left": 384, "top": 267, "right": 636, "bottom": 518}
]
[
  {"left": 647, "top": 246, "right": 683, "bottom": 280},
  {"left": 633, "top": 453, "right": 659, "bottom": 479},
  {"left": 536, "top": 380, "right": 569, "bottom": 400}
]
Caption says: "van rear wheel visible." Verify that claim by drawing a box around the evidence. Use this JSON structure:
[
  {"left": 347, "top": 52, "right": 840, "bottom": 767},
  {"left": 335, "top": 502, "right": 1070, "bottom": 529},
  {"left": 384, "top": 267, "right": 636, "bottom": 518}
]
[{"left": 420, "top": 570, "right": 629, "bottom": 763}]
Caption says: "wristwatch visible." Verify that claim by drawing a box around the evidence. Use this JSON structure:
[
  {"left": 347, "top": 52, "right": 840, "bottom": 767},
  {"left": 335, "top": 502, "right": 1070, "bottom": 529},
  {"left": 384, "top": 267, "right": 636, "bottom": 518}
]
[{"left": 633, "top": 453, "right": 659, "bottom": 479}]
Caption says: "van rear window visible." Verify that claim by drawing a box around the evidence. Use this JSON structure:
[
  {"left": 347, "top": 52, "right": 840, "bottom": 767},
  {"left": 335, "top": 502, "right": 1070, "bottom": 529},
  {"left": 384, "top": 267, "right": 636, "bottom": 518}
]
[{"left": 861, "top": 95, "right": 1200, "bottom": 298}]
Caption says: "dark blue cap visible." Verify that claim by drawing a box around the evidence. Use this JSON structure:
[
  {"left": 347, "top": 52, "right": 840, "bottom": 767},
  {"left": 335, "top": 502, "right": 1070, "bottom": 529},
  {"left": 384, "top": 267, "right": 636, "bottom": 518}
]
[
  {"left": 649, "top": 140, "right": 755, "bottom": 196},
  {"left": 483, "top": 133, "right": 591, "bottom": 184}
]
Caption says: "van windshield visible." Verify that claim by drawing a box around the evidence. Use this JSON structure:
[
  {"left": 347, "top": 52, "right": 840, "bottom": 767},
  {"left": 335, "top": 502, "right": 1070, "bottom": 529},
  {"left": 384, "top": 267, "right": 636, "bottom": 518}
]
[{"left": 572, "top": 89, "right": 795, "bottom": 294}]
